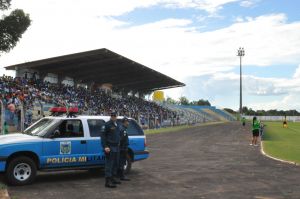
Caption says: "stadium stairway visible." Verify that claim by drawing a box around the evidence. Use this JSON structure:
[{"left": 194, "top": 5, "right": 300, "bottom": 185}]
[
  {"left": 158, "top": 103, "right": 235, "bottom": 123},
  {"left": 188, "top": 108, "right": 216, "bottom": 122},
  {"left": 172, "top": 105, "right": 220, "bottom": 122},
  {"left": 202, "top": 109, "right": 227, "bottom": 121},
  {"left": 215, "top": 109, "right": 236, "bottom": 121},
  {"left": 161, "top": 104, "right": 213, "bottom": 123}
]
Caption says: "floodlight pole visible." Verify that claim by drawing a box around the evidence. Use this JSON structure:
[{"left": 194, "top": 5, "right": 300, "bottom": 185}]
[{"left": 237, "top": 47, "right": 245, "bottom": 115}]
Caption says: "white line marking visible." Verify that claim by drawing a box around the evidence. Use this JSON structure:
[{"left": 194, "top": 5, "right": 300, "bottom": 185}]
[{"left": 260, "top": 140, "right": 299, "bottom": 166}]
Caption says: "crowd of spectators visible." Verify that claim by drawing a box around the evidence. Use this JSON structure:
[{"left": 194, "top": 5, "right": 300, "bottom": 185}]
[{"left": 0, "top": 74, "right": 177, "bottom": 128}]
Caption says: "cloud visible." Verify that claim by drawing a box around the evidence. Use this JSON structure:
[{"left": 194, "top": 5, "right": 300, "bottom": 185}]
[
  {"left": 248, "top": 94, "right": 300, "bottom": 111},
  {"left": 7, "top": 0, "right": 240, "bottom": 18},
  {"left": 293, "top": 65, "right": 300, "bottom": 78},
  {"left": 161, "top": 0, "right": 239, "bottom": 13},
  {"left": 3, "top": 3, "right": 300, "bottom": 81},
  {"left": 182, "top": 67, "right": 300, "bottom": 110},
  {"left": 235, "top": 16, "right": 245, "bottom": 22},
  {"left": 240, "top": 0, "right": 261, "bottom": 8},
  {"left": 106, "top": 13, "right": 300, "bottom": 83},
  {"left": 240, "top": 1, "right": 255, "bottom": 7},
  {"left": 186, "top": 72, "right": 296, "bottom": 97}
]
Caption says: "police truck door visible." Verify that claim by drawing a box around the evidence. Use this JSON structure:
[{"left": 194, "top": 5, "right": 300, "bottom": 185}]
[
  {"left": 85, "top": 119, "right": 106, "bottom": 166},
  {"left": 41, "top": 119, "right": 87, "bottom": 168}
]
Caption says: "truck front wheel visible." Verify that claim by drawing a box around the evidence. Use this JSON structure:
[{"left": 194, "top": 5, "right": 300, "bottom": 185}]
[{"left": 6, "top": 156, "right": 37, "bottom": 186}]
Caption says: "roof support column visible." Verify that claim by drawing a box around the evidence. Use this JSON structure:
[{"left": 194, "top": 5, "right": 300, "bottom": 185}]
[
  {"left": 74, "top": 79, "right": 79, "bottom": 88},
  {"left": 57, "top": 75, "right": 64, "bottom": 85},
  {"left": 89, "top": 82, "right": 95, "bottom": 92},
  {"left": 121, "top": 89, "right": 128, "bottom": 97},
  {"left": 39, "top": 72, "right": 47, "bottom": 82}
]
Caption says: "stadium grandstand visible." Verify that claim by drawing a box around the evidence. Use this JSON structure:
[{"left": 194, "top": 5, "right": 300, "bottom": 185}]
[{"left": 0, "top": 48, "right": 234, "bottom": 133}]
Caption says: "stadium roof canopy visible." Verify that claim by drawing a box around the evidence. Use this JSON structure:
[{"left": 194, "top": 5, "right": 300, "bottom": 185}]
[{"left": 5, "top": 48, "right": 185, "bottom": 92}]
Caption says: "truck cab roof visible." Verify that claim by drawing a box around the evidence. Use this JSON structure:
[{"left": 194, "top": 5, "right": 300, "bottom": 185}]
[{"left": 44, "top": 115, "right": 133, "bottom": 122}]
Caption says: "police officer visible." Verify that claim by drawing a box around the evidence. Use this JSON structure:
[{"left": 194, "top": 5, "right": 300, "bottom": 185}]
[
  {"left": 101, "top": 112, "right": 121, "bottom": 188},
  {"left": 118, "top": 117, "right": 131, "bottom": 181}
]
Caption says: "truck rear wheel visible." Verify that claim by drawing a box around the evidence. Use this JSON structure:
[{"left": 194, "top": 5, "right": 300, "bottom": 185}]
[
  {"left": 6, "top": 156, "right": 37, "bottom": 186},
  {"left": 124, "top": 154, "right": 132, "bottom": 174}
]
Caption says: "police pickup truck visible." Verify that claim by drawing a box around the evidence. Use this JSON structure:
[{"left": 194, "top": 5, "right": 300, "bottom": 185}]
[{"left": 0, "top": 115, "right": 149, "bottom": 185}]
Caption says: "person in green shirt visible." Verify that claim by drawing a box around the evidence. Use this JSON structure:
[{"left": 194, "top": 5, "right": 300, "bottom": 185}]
[
  {"left": 251, "top": 116, "right": 260, "bottom": 146},
  {"left": 242, "top": 117, "right": 246, "bottom": 127}
]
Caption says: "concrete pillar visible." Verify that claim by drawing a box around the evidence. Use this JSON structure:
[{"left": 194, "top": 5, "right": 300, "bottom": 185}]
[
  {"left": 74, "top": 79, "right": 79, "bottom": 88},
  {"left": 160, "top": 113, "right": 163, "bottom": 128},
  {"left": 0, "top": 100, "right": 5, "bottom": 135},
  {"left": 39, "top": 100, "right": 44, "bottom": 117},
  {"left": 137, "top": 112, "right": 141, "bottom": 126},
  {"left": 20, "top": 101, "right": 25, "bottom": 132},
  {"left": 15, "top": 66, "right": 20, "bottom": 77},
  {"left": 147, "top": 113, "right": 150, "bottom": 129},
  {"left": 39, "top": 72, "right": 47, "bottom": 82},
  {"left": 57, "top": 75, "right": 64, "bottom": 85},
  {"left": 89, "top": 82, "right": 95, "bottom": 92}
]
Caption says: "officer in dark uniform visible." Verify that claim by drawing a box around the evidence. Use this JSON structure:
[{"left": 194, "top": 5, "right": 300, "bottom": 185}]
[
  {"left": 118, "top": 117, "right": 131, "bottom": 181},
  {"left": 101, "top": 112, "right": 121, "bottom": 188}
]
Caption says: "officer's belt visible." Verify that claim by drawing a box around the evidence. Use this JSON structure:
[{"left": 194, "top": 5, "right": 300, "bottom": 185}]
[{"left": 107, "top": 143, "right": 120, "bottom": 147}]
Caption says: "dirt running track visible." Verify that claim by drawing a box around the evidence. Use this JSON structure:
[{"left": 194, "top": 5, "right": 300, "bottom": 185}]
[{"left": 2, "top": 122, "right": 300, "bottom": 199}]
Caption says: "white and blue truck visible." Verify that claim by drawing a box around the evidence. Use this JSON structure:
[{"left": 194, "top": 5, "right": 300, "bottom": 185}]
[{"left": 0, "top": 115, "right": 149, "bottom": 185}]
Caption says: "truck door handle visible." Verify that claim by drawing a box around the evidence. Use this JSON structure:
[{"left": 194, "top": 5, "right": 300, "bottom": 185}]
[{"left": 80, "top": 140, "right": 87, "bottom": 144}]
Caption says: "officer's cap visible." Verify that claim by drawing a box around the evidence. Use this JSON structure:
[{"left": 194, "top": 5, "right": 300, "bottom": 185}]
[{"left": 110, "top": 112, "right": 117, "bottom": 117}]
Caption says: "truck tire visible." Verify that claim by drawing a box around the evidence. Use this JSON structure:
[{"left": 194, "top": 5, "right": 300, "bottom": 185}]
[
  {"left": 124, "top": 154, "right": 132, "bottom": 174},
  {"left": 6, "top": 156, "right": 37, "bottom": 186}
]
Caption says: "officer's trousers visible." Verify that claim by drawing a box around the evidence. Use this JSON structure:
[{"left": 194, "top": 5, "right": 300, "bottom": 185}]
[
  {"left": 119, "top": 150, "right": 127, "bottom": 176},
  {"left": 105, "top": 152, "right": 119, "bottom": 178}
]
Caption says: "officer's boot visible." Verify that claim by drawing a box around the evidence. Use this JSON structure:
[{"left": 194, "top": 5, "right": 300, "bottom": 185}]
[
  {"left": 119, "top": 169, "right": 131, "bottom": 181},
  {"left": 117, "top": 169, "right": 122, "bottom": 179},
  {"left": 111, "top": 177, "right": 121, "bottom": 185},
  {"left": 105, "top": 177, "right": 116, "bottom": 188}
]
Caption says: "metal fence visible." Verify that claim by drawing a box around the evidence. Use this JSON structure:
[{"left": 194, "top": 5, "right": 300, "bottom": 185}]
[
  {"left": 244, "top": 115, "right": 300, "bottom": 122},
  {"left": 1, "top": 99, "right": 215, "bottom": 135}
]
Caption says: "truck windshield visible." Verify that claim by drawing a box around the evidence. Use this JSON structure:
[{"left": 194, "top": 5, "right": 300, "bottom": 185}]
[{"left": 23, "top": 118, "right": 58, "bottom": 136}]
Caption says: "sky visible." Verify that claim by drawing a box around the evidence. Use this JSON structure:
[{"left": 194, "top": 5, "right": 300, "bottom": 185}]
[{"left": 0, "top": 0, "right": 300, "bottom": 111}]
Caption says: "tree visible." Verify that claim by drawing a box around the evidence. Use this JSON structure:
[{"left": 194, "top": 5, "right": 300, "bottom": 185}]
[
  {"left": 224, "top": 108, "right": 236, "bottom": 114},
  {"left": 190, "top": 99, "right": 211, "bottom": 106},
  {"left": 241, "top": 106, "right": 300, "bottom": 116},
  {"left": 192, "top": 99, "right": 211, "bottom": 106},
  {"left": 242, "top": 106, "right": 249, "bottom": 114},
  {"left": 0, "top": 0, "right": 31, "bottom": 54},
  {"left": 179, "top": 96, "right": 189, "bottom": 105},
  {"left": 0, "top": 0, "right": 11, "bottom": 10},
  {"left": 166, "top": 97, "right": 211, "bottom": 106},
  {"left": 165, "top": 97, "right": 178, "bottom": 105}
]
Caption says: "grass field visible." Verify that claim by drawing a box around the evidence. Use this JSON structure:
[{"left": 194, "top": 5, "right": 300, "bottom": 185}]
[{"left": 263, "top": 122, "right": 300, "bottom": 164}]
